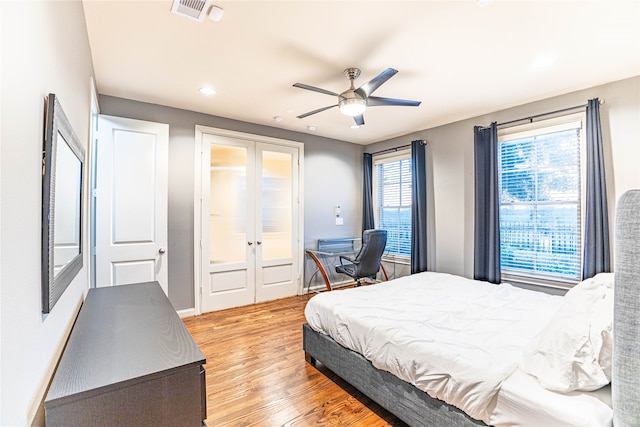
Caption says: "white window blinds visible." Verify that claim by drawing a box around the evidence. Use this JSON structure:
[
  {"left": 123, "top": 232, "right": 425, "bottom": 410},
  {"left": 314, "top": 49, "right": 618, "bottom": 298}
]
[
  {"left": 498, "top": 121, "right": 582, "bottom": 281},
  {"left": 374, "top": 152, "right": 412, "bottom": 257}
]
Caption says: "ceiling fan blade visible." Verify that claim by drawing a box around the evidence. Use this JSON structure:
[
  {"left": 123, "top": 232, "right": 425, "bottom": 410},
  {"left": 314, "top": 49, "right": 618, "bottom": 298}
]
[
  {"left": 367, "top": 96, "right": 421, "bottom": 107},
  {"left": 356, "top": 68, "right": 398, "bottom": 97},
  {"left": 353, "top": 115, "right": 365, "bottom": 126},
  {"left": 296, "top": 104, "right": 337, "bottom": 119},
  {"left": 293, "top": 83, "right": 339, "bottom": 97}
]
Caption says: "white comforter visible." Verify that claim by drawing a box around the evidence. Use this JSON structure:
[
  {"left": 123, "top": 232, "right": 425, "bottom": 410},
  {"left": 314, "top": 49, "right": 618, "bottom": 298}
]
[{"left": 304, "top": 272, "right": 564, "bottom": 422}]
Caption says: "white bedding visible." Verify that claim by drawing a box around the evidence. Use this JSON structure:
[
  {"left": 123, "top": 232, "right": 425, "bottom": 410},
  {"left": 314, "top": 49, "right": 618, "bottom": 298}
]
[
  {"left": 490, "top": 368, "right": 612, "bottom": 427},
  {"left": 304, "top": 271, "right": 567, "bottom": 422}
]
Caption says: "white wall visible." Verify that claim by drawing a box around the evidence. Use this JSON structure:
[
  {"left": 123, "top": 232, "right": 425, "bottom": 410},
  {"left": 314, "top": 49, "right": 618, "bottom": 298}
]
[
  {"left": 367, "top": 76, "right": 640, "bottom": 278},
  {"left": 0, "top": 2, "right": 94, "bottom": 425}
]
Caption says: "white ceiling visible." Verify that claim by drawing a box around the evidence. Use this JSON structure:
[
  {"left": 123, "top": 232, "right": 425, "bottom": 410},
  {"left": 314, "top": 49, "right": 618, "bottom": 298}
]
[{"left": 83, "top": 0, "right": 640, "bottom": 145}]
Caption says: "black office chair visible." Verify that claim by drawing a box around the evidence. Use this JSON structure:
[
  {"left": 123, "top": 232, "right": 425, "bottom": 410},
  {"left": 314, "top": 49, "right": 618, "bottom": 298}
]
[{"left": 335, "top": 229, "right": 387, "bottom": 286}]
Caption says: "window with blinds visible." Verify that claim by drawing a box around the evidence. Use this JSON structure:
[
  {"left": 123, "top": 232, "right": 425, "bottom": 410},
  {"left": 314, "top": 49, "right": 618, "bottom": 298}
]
[
  {"left": 498, "top": 118, "right": 583, "bottom": 282},
  {"left": 373, "top": 151, "right": 412, "bottom": 258}
]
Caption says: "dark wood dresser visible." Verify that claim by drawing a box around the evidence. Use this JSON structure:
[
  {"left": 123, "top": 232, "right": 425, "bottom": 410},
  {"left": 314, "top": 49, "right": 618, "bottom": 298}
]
[{"left": 45, "top": 282, "right": 206, "bottom": 426}]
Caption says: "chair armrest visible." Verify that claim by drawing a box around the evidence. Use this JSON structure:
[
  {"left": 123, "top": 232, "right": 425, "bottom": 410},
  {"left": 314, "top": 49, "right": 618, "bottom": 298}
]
[{"left": 339, "top": 255, "right": 358, "bottom": 265}]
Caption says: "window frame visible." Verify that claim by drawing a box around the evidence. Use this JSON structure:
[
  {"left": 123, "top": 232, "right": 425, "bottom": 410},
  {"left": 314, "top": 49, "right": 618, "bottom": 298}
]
[
  {"left": 497, "top": 113, "right": 586, "bottom": 289},
  {"left": 372, "top": 149, "right": 412, "bottom": 263}
]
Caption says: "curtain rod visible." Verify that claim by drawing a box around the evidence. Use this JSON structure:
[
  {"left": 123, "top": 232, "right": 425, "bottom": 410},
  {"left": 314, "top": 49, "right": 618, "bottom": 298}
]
[
  {"left": 369, "top": 139, "right": 427, "bottom": 156},
  {"left": 479, "top": 99, "right": 604, "bottom": 131}
]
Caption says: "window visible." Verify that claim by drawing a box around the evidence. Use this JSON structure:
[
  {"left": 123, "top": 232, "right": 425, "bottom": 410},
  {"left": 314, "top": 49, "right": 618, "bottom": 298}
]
[
  {"left": 373, "top": 151, "right": 412, "bottom": 259},
  {"left": 498, "top": 115, "right": 584, "bottom": 283}
]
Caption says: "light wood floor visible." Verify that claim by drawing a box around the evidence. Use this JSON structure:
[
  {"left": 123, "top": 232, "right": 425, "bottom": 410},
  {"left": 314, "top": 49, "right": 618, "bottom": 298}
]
[{"left": 182, "top": 294, "right": 406, "bottom": 427}]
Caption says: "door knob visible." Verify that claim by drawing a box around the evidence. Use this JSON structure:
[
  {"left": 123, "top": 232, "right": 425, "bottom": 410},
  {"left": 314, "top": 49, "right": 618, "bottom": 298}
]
[
  {"left": 257, "top": 241, "right": 262, "bottom": 245},
  {"left": 248, "top": 242, "right": 253, "bottom": 246},
  {"left": 159, "top": 248, "right": 166, "bottom": 254}
]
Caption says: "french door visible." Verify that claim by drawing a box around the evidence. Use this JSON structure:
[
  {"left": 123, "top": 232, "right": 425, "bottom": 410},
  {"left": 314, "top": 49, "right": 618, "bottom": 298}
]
[{"left": 197, "top": 128, "right": 302, "bottom": 313}]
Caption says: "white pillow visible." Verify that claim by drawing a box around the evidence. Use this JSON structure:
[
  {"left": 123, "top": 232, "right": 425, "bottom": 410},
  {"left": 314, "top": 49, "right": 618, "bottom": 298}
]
[{"left": 520, "top": 273, "right": 614, "bottom": 392}]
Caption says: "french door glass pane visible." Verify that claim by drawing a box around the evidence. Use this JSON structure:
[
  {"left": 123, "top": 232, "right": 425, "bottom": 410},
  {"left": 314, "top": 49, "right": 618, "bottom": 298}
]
[
  {"left": 209, "top": 145, "right": 247, "bottom": 264},
  {"left": 261, "top": 150, "right": 292, "bottom": 260}
]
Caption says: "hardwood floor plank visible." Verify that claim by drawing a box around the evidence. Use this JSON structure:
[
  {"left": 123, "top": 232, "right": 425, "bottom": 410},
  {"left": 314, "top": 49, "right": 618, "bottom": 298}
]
[{"left": 183, "top": 295, "right": 406, "bottom": 426}]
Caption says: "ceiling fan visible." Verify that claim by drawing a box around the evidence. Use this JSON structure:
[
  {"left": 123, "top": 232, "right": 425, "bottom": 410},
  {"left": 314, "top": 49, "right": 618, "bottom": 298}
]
[{"left": 293, "top": 67, "right": 421, "bottom": 126}]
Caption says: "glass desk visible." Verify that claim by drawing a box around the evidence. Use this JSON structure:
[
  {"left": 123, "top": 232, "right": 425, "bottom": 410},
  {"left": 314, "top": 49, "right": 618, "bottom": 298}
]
[{"left": 305, "top": 237, "right": 388, "bottom": 292}]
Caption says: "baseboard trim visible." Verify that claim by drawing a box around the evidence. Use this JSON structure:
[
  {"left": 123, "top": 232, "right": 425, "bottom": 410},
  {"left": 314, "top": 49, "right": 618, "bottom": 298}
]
[{"left": 177, "top": 307, "right": 196, "bottom": 318}]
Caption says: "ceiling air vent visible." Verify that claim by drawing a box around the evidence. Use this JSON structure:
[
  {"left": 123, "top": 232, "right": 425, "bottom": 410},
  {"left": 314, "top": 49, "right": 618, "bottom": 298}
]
[{"left": 171, "top": 0, "right": 212, "bottom": 22}]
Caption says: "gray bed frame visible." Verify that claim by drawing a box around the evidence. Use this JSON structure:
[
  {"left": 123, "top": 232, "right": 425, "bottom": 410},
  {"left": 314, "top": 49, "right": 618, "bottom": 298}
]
[{"left": 303, "top": 189, "right": 640, "bottom": 427}]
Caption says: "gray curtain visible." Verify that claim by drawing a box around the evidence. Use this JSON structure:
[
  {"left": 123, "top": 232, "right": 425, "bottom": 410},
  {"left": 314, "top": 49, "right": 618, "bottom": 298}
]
[
  {"left": 411, "top": 140, "right": 428, "bottom": 274},
  {"left": 362, "top": 153, "right": 375, "bottom": 231},
  {"left": 583, "top": 98, "right": 610, "bottom": 278},
  {"left": 473, "top": 123, "right": 501, "bottom": 283}
]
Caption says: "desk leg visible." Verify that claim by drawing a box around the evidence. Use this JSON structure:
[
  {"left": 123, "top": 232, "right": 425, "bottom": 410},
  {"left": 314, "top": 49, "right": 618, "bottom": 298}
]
[
  {"left": 380, "top": 263, "right": 389, "bottom": 281},
  {"left": 305, "top": 250, "right": 332, "bottom": 291}
]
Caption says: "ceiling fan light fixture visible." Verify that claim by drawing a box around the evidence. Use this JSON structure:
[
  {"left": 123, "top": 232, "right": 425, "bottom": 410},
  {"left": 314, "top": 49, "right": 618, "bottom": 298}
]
[
  {"left": 339, "top": 97, "right": 366, "bottom": 116},
  {"left": 294, "top": 67, "right": 420, "bottom": 123}
]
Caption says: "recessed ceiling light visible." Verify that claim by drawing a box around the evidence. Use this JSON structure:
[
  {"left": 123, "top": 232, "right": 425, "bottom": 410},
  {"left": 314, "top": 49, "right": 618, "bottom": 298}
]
[
  {"left": 199, "top": 87, "right": 216, "bottom": 95},
  {"left": 531, "top": 53, "right": 555, "bottom": 72},
  {"left": 273, "top": 116, "right": 283, "bottom": 122},
  {"left": 307, "top": 125, "right": 316, "bottom": 131}
]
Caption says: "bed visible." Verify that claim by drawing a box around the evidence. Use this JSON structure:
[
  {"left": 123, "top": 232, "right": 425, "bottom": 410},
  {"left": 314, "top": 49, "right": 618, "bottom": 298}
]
[{"left": 303, "top": 189, "right": 640, "bottom": 427}]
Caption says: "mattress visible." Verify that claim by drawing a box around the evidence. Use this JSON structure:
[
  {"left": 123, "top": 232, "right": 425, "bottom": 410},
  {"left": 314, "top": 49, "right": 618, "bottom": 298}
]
[
  {"left": 304, "top": 271, "right": 613, "bottom": 425},
  {"left": 490, "top": 368, "right": 612, "bottom": 427}
]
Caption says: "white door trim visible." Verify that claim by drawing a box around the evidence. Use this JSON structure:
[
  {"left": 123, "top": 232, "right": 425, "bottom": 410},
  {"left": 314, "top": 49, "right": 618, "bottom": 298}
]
[
  {"left": 88, "top": 76, "right": 100, "bottom": 291},
  {"left": 193, "top": 125, "right": 304, "bottom": 315}
]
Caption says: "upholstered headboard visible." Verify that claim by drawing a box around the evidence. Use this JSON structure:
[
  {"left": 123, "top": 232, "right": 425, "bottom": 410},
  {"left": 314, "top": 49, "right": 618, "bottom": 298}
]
[{"left": 613, "top": 189, "right": 640, "bottom": 426}]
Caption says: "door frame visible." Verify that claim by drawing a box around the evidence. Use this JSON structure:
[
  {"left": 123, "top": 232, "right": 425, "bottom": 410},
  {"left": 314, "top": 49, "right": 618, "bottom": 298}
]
[
  {"left": 89, "top": 77, "right": 100, "bottom": 289},
  {"left": 193, "top": 126, "right": 304, "bottom": 315}
]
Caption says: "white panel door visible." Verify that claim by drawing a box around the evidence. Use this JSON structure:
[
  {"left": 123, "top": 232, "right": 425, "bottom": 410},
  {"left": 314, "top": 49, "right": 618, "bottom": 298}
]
[
  {"left": 95, "top": 115, "right": 169, "bottom": 294},
  {"left": 199, "top": 132, "right": 300, "bottom": 312}
]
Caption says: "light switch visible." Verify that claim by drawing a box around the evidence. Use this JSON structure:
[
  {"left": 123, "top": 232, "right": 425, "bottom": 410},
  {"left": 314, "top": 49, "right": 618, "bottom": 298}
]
[{"left": 336, "top": 217, "right": 344, "bottom": 226}]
